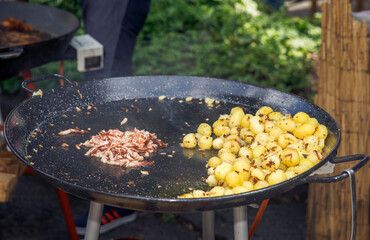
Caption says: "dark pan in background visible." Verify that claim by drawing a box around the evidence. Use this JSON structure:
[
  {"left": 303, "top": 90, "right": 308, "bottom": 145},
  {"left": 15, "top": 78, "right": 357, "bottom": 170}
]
[{"left": 0, "top": 2, "right": 79, "bottom": 80}]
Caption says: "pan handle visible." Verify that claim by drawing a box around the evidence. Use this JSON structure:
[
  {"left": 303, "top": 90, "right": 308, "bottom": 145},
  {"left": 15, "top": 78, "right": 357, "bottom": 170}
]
[
  {"left": 301, "top": 154, "right": 368, "bottom": 184},
  {"left": 22, "top": 74, "right": 73, "bottom": 94},
  {"left": 0, "top": 47, "right": 23, "bottom": 59}
]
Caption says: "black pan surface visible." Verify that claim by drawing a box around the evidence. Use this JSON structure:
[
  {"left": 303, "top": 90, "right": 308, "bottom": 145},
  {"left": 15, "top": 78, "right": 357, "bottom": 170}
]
[{"left": 4, "top": 76, "right": 340, "bottom": 212}]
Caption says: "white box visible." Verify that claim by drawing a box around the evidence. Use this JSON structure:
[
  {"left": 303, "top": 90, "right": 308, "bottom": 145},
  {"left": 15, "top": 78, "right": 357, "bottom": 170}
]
[{"left": 70, "top": 34, "right": 104, "bottom": 72}]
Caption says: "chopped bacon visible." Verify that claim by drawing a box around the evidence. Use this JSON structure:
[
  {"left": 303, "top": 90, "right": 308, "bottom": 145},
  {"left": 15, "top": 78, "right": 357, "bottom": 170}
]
[
  {"left": 59, "top": 128, "right": 88, "bottom": 135},
  {"left": 120, "top": 117, "right": 128, "bottom": 126},
  {"left": 80, "top": 128, "right": 167, "bottom": 167}
]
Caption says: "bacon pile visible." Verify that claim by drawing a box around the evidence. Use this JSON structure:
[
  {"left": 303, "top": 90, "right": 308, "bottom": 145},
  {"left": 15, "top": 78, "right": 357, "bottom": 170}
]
[{"left": 81, "top": 128, "right": 167, "bottom": 167}]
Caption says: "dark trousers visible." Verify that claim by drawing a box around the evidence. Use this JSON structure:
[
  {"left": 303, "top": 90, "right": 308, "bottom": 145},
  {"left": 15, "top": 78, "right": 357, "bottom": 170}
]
[{"left": 81, "top": 0, "right": 150, "bottom": 80}]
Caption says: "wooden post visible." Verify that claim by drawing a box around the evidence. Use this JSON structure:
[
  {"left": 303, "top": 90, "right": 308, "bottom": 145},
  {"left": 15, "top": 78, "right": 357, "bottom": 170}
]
[{"left": 307, "top": 0, "right": 370, "bottom": 239}]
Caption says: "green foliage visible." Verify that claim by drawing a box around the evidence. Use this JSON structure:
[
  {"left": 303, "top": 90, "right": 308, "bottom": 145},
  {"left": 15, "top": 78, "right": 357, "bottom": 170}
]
[
  {"left": 4, "top": 0, "right": 321, "bottom": 96},
  {"left": 134, "top": 0, "right": 321, "bottom": 94}
]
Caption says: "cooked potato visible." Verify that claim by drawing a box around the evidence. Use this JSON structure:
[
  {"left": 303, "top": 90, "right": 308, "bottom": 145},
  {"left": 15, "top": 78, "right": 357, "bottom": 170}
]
[
  {"left": 183, "top": 133, "right": 197, "bottom": 148},
  {"left": 314, "top": 124, "right": 328, "bottom": 140},
  {"left": 267, "top": 169, "right": 287, "bottom": 185},
  {"left": 240, "top": 114, "right": 253, "bottom": 128},
  {"left": 213, "top": 126, "right": 231, "bottom": 137},
  {"left": 293, "top": 112, "right": 310, "bottom": 124},
  {"left": 208, "top": 156, "right": 222, "bottom": 168},
  {"left": 254, "top": 180, "right": 269, "bottom": 190},
  {"left": 180, "top": 105, "right": 329, "bottom": 198},
  {"left": 293, "top": 123, "right": 316, "bottom": 139},
  {"left": 256, "top": 106, "right": 274, "bottom": 116},
  {"left": 198, "top": 136, "right": 213, "bottom": 150},
  {"left": 212, "top": 138, "right": 224, "bottom": 150},
  {"left": 281, "top": 148, "right": 300, "bottom": 167},
  {"left": 197, "top": 123, "right": 213, "bottom": 136},
  {"left": 261, "top": 152, "right": 281, "bottom": 171},
  {"left": 223, "top": 140, "right": 241, "bottom": 155},
  {"left": 225, "top": 171, "right": 242, "bottom": 188},
  {"left": 238, "top": 146, "right": 253, "bottom": 159},
  {"left": 249, "top": 116, "right": 265, "bottom": 134},
  {"left": 277, "top": 118, "right": 296, "bottom": 132},
  {"left": 215, "top": 162, "right": 233, "bottom": 181}
]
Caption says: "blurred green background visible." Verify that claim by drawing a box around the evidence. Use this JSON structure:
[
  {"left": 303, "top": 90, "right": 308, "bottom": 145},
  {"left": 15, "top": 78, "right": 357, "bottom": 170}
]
[{"left": 2, "top": 0, "right": 321, "bottom": 99}]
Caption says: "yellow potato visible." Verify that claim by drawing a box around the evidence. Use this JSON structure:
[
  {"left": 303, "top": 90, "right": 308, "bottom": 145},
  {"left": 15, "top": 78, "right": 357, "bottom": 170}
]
[
  {"left": 206, "top": 174, "right": 218, "bottom": 186},
  {"left": 264, "top": 120, "right": 276, "bottom": 133},
  {"left": 230, "top": 106, "right": 245, "bottom": 115},
  {"left": 223, "top": 140, "right": 241, "bottom": 155},
  {"left": 208, "top": 156, "right": 222, "bottom": 168},
  {"left": 261, "top": 152, "right": 281, "bottom": 171},
  {"left": 293, "top": 112, "right": 310, "bottom": 124},
  {"left": 213, "top": 126, "right": 231, "bottom": 137},
  {"left": 252, "top": 145, "right": 266, "bottom": 159},
  {"left": 306, "top": 150, "right": 322, "bottom": 165},
  {"left": 240, "top": 128, "right": 255, "bottom": 144},
  {"left": 242, "top": 181, "right": 254, "bottom": 191},
  {"left": 198, "top": 136, "right": 213, "bottom": 150},
  {"left": 212, "top": 118, "right": 228, "bottom": 128},
  {"left": 215, "top": 162, "right": 233, "bottom": 181},
  {"left": 267, "top": 169, "right": 287, "bottom": 185},
  {"left": 278, "top": 133, "right": 298, "bottom": 148},
  {"left": 233, "top": 185, "right": 251, "bottom": 194},
  {"left": 207, "top": 186, "right": 226, "bottom": 197},
  {"left": 268, "top": 111, "right": 283, "bottom": 121},
  {"left": 314, "top": 124, "right": 328, "bottom": 140},
  {"left": 212, "top": 138, "right": 224, "bottom": 150},
  {"left": 249, "top": 116, "right": 265, "bottom": 134},
  {"left": 219, "top": 151, "right": 236, "bottom": 163},
  {"left": 277, "top": 118, "right": 296, "bottom": 132},
  {"left": 307, "top": 117, "right": 319, "bottom": 126},
  {"left": 192, "top": 190, "right": 206, "bottom": 198},
  {"left": 285, "top": 170, "right": 298, "bottom": 179},
  {"left": 229, "top": 110, "right": 245, "bottom": 128},
  {"left": 256, "top": 106, "right": 274, "bottom": 116},
  {"left": 254, "top": 181, "right": 269, "bottom": 190},
  {"left": 240, "top": 114, "right": 253, "bottom": 128},
  {"left": 251, "top": 168, "right": 266, "bottom": 180},
  {"left": 293, "top": 123, "right": 316, "bottom": 139},
  {"left": 269, "top": 126, "right": 284, "bottom": 140},
  {"left": 299, "top": 159, "right": 314, "bottom": 168},
  {"left": 238, "top": 146, "right": 253, "bottom": 159},
  {"left": 281, "top": 148, "right": 300, "bottom": 167},
  {"left": 183, "top": 133, "right": 197, "bottom": 148},
  {"left": 197, "top": 123, "right": 213, "bottom": 136},
  {"left": 233, "top": 158, "right": 251, "bottom": 180},
  {"left": 225, "top": 171, "right": 243, "bottom": 188}
]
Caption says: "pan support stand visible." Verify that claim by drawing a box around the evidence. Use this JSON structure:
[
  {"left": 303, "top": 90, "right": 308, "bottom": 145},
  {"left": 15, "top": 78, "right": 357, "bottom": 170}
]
[
  {"left": 84, "top": 201, "right": 104, "bottom": 240},
  {"left": 233, "top": 206, "right": 248, "bottom": 240},
  {"left": 202, "top": 206, "right": 248, "bottom": 240}
]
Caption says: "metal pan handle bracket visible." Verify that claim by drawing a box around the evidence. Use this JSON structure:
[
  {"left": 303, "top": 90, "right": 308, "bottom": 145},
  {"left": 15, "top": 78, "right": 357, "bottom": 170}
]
[
  {"left": 302, "top": 154, "right": 368, "bottom": 183},
  {"left": 0, "top": 47, "right": 24, "bottom": 59},
  {"left": 22, "top": 74, "right": 73, "bottom": 94},
  {"left": 302, "top": 155, "right": 367, "bottom": 240}
]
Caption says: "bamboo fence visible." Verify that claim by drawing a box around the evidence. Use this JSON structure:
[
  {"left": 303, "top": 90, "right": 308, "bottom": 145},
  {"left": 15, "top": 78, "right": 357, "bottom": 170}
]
[{"left": 307, "top": 0, "right": 369, "bottom": 239}]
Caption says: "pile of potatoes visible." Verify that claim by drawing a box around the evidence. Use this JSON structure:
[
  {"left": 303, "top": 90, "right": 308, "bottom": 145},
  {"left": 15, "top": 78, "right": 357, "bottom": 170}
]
[{"left": 179, "top": 106, "right": 328, "bottom": 198}]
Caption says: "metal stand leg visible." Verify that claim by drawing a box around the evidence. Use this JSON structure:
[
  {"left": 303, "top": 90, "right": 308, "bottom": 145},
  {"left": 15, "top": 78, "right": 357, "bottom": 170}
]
[
  {"left": 84, "top": 201, "right": 104, "bottom": 240},
  {"left": 233, "top": 206, "right": 248, "bottom": 240},
  {"left": 202, "top": 211, "right": 215, "bottom": 240}
]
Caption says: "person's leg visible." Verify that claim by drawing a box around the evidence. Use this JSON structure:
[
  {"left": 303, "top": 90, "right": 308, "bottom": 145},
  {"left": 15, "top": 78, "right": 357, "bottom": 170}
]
[
  {"left": 110, "top": 0, "right": 151, "bottom": 77},
  {"left": 81, "top": 0, "right": 129, "bottom": 80}
]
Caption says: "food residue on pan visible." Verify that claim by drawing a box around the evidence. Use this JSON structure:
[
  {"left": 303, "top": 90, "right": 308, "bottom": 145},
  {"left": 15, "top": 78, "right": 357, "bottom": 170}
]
[{"left": 58, "top": 128, "right": 88, "bottom": 135}]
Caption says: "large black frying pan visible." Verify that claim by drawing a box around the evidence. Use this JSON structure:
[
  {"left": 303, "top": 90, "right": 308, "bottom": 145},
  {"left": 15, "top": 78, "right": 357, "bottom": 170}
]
[
  {"left": 0, "top": 2, "right": 79, "bottom": 80},
  {"left": 4, "top": 75, "right": 368, "bottom": 213}
]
